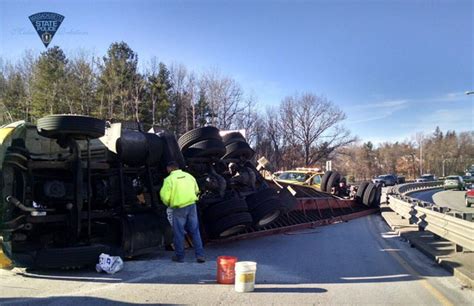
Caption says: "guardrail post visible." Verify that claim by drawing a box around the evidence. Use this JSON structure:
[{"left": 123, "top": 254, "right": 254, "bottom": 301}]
[
  {"left": 409, "top": 204, "right": 418, "bottom": 225},
  {"left": 439, "top": 207, "right": 448, "bottom": 214},
  {"left": 418, "top": 214, "right": 427, "bottom": 232}
]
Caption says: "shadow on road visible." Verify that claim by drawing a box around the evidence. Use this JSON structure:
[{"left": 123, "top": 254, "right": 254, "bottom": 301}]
[
  {"left": 3, "top": 215, "right": 452, "bottom": 287},
  {"left": 0, "top": 296, "right": 172, "bottom": 305},
  {"left": 253, "top": 287, "right": 327, "bottom": 293}
]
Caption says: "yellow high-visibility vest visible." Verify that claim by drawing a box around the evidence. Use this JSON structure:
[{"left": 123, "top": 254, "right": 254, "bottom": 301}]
[{"left": 160, "top": 169, "right": 199, "bottom": 209}]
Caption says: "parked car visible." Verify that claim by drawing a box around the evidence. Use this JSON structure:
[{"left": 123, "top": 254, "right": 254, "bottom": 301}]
[
  {"left": 443, "top": 175, "right": 465, "bottom": 191},
  {"left": 397, "top": 176, "right": 406, "bottom": 184},
  {"left": 465, "top": 184, "right": 474, "bottom": 207},
  {"left": 372, "top": 174, "right": 397, "bottom": 186},
  {"left": 462, "top": 175, "right": 474, "bottom": 184},
  {"left": 415, "top": 174, "right": 437, "bottom": 182}
]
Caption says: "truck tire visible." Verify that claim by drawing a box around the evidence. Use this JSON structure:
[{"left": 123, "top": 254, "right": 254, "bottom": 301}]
[
  {"left": 116, "top": 130, "right": 148, "bottom": 166},
  {"left": 245, "top": 188, "right": 279, "bottom": 210},
  {"left": 157, "top": 131, "right": 186, "bottom": 169},
  {"left": 277, "top": 188, "right": 298, "bottom": 211},
  {"left": 203, "top": 198, "right": 249, "bottom": 223},
  {"left": 374, "top": 184, "right": 382, "bottom": 206},
  {"left": 362, "top": 183, "right": 376, "bottom": 206},
  {"left": 37, "top": 115, "right": 105, "bottom": 140},
  {"left": 178, "top": 126, "right": 221, "bottom": 150},
  {"left": 222, "top": 132, "right": 246, "bottom": 146},
  {"left": 222, "top": 141, "right": 255, "bottom": 160},
  {"left": 250, "top": 198, "right": 284, "bottom": 227},
  {"left": 356, "top": 182, "right": 369, "bottom": 204},
  {"left": 182, "top": 139, "right": 226, "bottom": 159},
  {"left": 320, "top": 171, "right": 333, "bottom": 192},
  {"left": 326, "top": 172, "right": 341, "bottom": 193},
  {"left": 206, "top": 212, "right": 252, "bottom": 238},
  {"left": 144, "top": 133, "right": 163, "bottom": 165}
]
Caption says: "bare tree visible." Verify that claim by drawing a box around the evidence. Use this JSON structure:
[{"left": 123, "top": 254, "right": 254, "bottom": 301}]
[
  {"left": 200, "top": 70, "right": 244, "bottom": 129},
  {"left": 68, "top": 52, "right": 98, "bottom": 116},
  {"left": 235, "top": 94, "right": 259, "bottom": 144},
  {"left": 17, "top": 51, "right": 37, "bottom": 121},
  {"left": 264, "top": 107, "right": 284, "bottom": 169},
  {"left": 280, "top": 93, "right": 355, "bottom": 166},
  {"left": 146, "top": 57, "right": 160, "bottom": 125},
  {"left": 131, "top": 74, "right": 146, "bottom": 122},
  {"left": 169, "top": 63, "right": 188, "bottom": 135},
  {"left": 185, "top": 71, "right": 198, "bottom": 131}
]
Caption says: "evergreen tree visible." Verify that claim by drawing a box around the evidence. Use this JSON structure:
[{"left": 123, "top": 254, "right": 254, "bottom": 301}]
[
  {"left": 142, "top": 62, "right": 172, "bottom": 128},
  {"left": 155, "top": 62, "right": 172, "bottom": 127},
  {"left": 3, "top": 71, "right": 27, "bottom": 121},
  {"left": 98, "top": 41, "right": 139, "bottom": 120},
  {"left": 30, "top": 46, "right": 69, "bottom": 119},
  {"left": 195, "top": 89, "right": 210, "bottom": 127}
]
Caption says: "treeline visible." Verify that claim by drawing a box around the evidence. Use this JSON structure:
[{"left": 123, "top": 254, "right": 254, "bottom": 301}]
[
  {"left": 335, "top": 127, "right": 474, "bottom": 181},
  {"left": 0, "top": 41, "right": 353, "bottom": 168},
  {"left": 0, "top": 42, "right": 249, "bottom": 135}
]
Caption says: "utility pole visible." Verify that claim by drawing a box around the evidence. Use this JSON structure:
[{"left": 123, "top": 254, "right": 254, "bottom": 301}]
[
  {"left": 442, "top": 159, "right": 445, "bottom": 177},
  {"left": 419, "top": 137, "right": 423, "bottom": 176}
]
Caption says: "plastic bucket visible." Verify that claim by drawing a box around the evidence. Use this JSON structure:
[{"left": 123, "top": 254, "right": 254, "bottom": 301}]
[
  {"left": 217, "top": 256, "right": 238, "bottom": 284},
  {"left": 234, "top": 261, "right": 257, "bottom": 292},
  {"left": 0, "top": 249, "right": 12, "bottom": 269}
]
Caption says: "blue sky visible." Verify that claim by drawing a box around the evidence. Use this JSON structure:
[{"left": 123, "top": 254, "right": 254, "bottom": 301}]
[{"left": 0, "top": 0, "right": 472, "bottom": 145}]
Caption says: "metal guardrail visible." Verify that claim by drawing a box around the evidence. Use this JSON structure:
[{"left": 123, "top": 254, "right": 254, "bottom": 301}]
[
  {"left": 388, "top": 195, "right": 474, "bottom": 252},
  {"left": 387, "top": 182, "right": 473, "bottom": 251},
  {"left": 394, "top": 181, "right": 443, "bottom": 195},
  {"left": 390, "top": 181, "right": 469, "bottom": 216}
]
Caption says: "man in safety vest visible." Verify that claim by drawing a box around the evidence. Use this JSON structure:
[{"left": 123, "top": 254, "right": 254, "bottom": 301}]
[{"left": 160, "top": 161, "right": 205, "bottom": 263}]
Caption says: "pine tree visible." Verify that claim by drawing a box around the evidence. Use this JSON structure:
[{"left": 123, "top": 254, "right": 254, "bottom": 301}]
[
  {"left": 156, "top": 62, "right": 172, "bottom": 127},
  {"left": 30, "top": 46, "right": 69, "bottom": 120},
  {"left": 98, "top": 41, "right": 139, "bottom": 120},
  {"left": 2, "top": 71, "right": 27, "bottom": 121},
  {"left": 195, "top": 89, "right": 210, "bottom": 127}
]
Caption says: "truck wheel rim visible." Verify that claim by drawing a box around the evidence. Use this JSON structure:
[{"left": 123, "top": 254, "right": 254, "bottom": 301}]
[
  {"left": 220, "top": 225, "right": 247, "bottom": 237},
  {"left": 257, "top": 210, "right": 281, "bottom": 227}
]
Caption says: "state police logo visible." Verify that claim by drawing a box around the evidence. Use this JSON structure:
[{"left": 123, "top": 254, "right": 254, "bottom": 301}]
[{"left": 29, "top": 12, "right": 65, "bottom": 48}]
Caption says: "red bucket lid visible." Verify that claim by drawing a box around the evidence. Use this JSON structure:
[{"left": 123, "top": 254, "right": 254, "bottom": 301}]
[{"left": 217, "top": 256, "right": 238, "bottom": 263}]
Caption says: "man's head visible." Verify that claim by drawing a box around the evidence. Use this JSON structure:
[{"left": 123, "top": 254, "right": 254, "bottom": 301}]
[{"left": 166, "top": 161, "right": 179, "bottom": 173}]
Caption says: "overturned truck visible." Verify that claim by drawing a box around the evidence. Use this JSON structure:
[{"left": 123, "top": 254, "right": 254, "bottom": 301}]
[
  {"left": 0, "top": 115, "right": 298, "bottom": 268},
  {"left": 0, "top": 115, "right": 380, "bottom": 269}
]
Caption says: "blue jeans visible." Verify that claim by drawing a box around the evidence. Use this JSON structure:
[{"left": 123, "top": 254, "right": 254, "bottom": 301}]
[{"left": 172, "top": 204, "right": 204, "bottom": 259}]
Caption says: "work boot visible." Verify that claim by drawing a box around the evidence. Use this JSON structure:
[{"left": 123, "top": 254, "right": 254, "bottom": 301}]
[
  {"left": 172, "top": 255, "right": 184, "bottom": 263},
  {"left": 196, "top": 256, "right": 206, "bottom": 263}
]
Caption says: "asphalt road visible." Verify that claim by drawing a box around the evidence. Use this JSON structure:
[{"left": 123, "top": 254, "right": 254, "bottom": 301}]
[
  {"left": 409, "top": 188, "right": 472, "bottom": 213},
  {"left": 1, "top": 215, "right": 472, "bottom": 305}
]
